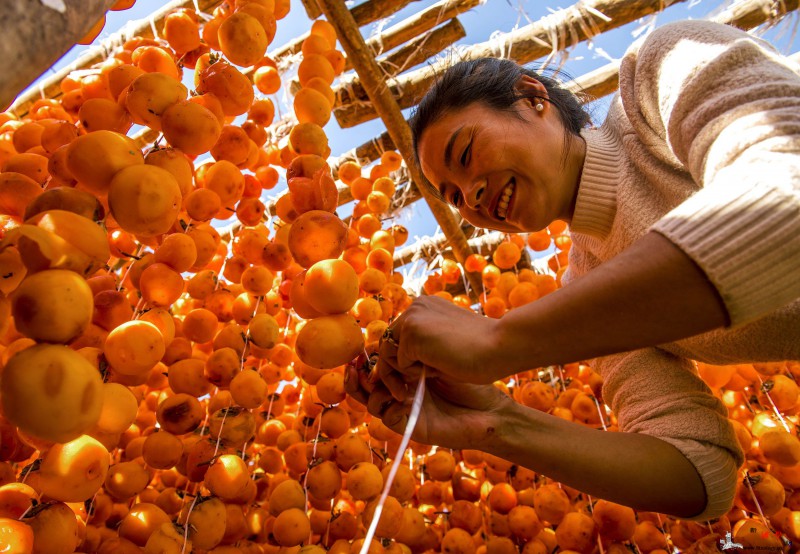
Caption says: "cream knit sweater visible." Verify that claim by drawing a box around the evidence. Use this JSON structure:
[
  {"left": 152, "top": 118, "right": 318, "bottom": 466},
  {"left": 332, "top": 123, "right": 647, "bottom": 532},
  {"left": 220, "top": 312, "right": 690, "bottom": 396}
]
[{"left": 563, "top": 20, "right": 800, "bottom": 521}]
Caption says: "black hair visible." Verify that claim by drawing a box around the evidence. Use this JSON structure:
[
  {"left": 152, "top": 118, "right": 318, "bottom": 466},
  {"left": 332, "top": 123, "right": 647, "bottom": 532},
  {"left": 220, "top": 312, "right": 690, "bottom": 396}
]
[{"left": 409, "top": 58, "right": 592, "bottom": 201}]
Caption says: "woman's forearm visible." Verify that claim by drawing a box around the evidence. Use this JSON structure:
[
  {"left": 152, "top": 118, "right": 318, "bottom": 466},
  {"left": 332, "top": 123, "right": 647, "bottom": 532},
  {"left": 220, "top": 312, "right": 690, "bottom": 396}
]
[
  {"left": 481, "top": 400, "right": 708, "bottom": 518},
  {"left": 492, "top": 232, "right": 728, "bottom": 377}
]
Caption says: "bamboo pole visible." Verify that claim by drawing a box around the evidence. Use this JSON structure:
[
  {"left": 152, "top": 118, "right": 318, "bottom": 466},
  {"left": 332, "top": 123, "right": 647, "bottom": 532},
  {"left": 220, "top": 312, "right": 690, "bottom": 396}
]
[
  {"left": 343, "top": 0, "right": 483, "bottom": 71},
  {"left": 333, "top": 0, "right": 695, "bottom": 128},
  {"left": 317, "top": 0, "right": 483, "bottom": 299},
  {"left": 8, "top": 0, "right": 225, "bottom": 118}
]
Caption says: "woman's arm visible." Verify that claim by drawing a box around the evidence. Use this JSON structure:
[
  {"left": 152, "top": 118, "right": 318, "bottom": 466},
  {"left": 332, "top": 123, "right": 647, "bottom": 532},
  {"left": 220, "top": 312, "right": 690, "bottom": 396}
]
[
  {"left": 349, "top": 371, "right": 729, "bottom": 520},
  {"left": 482, "top": 399, "right": 709, "bottom": 519},
  {"left": 382, "top": 232, "right": 727, "bottom": 386},
  {"left": 493, "top": 231, "right": 729, "bottom": 376}
]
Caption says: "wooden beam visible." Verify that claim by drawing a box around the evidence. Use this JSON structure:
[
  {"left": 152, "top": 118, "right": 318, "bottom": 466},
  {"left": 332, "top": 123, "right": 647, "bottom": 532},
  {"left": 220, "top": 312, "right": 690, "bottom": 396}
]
[
  {"left": 712, "top": 0, "right": 799, "bottom": 29},
  {"left": 349, "top": 0, "right": 418, "bottom": 27},
  {"left": 289, "top": 18, "right": 466, "bottom": 107},
  {"left": 375, "top": 17, "right": 465, "bottom": 75},
  {"left": 343, "top": 0, "right": 482, "bottom": 71},
  {"left": 269, "top": 0, "right": 417, "bottom": 61},
  {"left": 333, "top": 0, "right": 695, "bottom": 128},
  {"left": 8, "top": 0, "right": 225, "bottom": 118},
  {"left": 317, "top": 0, "right": 482, "bottom": 299},
  {"left": 568, "top": 62, "right": 620, "bottom": 100},
  {"left": 299, "top": 0, "right": 323, "bottom": 20},
  {"left": 335, "top": 17, "right": 466, "bottom": 102}
]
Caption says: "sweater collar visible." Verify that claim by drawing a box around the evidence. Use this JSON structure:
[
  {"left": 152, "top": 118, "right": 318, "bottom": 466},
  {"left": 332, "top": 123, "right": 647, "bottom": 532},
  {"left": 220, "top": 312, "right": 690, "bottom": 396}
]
[{"left": 569, "top": 126, "right": 623, "bottom": 239}]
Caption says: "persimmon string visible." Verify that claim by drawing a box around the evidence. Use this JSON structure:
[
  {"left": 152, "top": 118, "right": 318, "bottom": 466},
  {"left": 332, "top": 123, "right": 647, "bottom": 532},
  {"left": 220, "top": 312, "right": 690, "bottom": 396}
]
[{"left": 359, "top": 371, "right": 426, "bottom": 554}]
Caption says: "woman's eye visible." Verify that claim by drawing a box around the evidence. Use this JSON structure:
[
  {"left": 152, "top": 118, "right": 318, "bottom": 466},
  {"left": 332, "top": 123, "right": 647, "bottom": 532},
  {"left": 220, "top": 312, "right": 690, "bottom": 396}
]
[{"left": 460, "top": 143, "right": 471, "bottom": 167}]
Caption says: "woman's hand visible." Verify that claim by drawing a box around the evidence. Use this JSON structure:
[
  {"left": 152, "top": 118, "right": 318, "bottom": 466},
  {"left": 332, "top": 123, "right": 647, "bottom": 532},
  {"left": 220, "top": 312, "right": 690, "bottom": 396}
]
[
  {"left": 344, "top": 360, "right": 512, "bottom": 451},
  {"left": 376, "top": 296, "right": 502, "bottom": 396}
]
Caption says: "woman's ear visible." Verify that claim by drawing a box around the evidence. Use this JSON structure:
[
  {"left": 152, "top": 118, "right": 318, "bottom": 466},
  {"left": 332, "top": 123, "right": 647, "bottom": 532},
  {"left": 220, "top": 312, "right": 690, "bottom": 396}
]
[{"left": 515, "top": 74, "right": 549, "bottom": 110}]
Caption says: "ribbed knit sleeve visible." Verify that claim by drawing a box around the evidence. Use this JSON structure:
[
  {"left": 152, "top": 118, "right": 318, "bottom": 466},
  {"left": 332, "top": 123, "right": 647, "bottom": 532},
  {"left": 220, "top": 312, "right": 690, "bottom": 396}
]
[
  {"left": 619, "top": 20, "right": 800, "bottom": 326},
  {"left": 571, "top": 125, "right": 623, "bottom": 238},
  {"left": 594, "top": 348, "right": 744, "bottom": 521}
]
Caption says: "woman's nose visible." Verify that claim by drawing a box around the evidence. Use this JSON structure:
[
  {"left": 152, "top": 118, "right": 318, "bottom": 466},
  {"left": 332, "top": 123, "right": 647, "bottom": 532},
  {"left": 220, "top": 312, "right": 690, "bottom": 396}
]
[{"left": 464, "top": 179, "right": 487, "bottom": 209}]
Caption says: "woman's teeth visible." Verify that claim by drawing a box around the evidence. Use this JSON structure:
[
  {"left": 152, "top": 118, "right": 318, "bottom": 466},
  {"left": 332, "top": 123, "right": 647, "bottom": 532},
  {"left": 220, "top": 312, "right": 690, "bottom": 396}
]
[{"left": 496, "top": 179, "right": 515, "bottom": 220}]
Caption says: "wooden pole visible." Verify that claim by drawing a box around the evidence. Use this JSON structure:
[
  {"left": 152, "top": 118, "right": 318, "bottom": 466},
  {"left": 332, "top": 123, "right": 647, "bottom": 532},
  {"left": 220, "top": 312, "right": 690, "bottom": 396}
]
[
  {"left": 299, "top": 0, "right": 323, "bottom": 20},
  {"left": 375, "top": 18, "right": 466, "bottom": 76},
  {"left": 335, "top": 18, "right": 466, "bottom": 102},
  {"left": 1, "top": 0, "right": 120, "bottom": 110},
  {"left": 8, "top": 0, "right": 225, "bottom": 117},
  {"left": 316, "top": 0, "right": 483, "bottom": 299},
  {"left": 333, "top": 0, "right": 695, "bottom": 128},
  {"left": 712, "top": 0, "right": 799, "bottom": 29},
  {"left": 343, "top": 0, "right": 482, "bottom": 71}
]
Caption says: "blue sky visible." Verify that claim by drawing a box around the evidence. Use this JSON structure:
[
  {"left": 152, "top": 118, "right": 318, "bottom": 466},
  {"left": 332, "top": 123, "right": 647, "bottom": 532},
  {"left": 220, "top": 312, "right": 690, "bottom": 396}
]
[{"left": 23, "top": 0, "right": 800, "bottom": 274}]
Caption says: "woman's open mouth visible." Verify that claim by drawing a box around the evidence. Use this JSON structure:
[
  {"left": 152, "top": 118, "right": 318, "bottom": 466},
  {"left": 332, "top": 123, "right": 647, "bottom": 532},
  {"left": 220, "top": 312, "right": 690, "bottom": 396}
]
[{"left": 495, "top": 177, "right": 515, "bottom": 220}]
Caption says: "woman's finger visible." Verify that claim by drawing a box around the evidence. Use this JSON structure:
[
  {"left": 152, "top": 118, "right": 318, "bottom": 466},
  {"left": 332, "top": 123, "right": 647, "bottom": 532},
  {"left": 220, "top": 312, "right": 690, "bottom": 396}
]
[
  {"left": 397, "top": 362, "right": 426, "bottom": 382},
  {"left": 377, "top": 360, "right": 409, "bottom": 401},
  {"left": 344, "top": 365, "right": 370, "bottom": 407},
  {"left": 377, "top": 337, "right": 399, "bottom": 367},
  {"left": 381, "top": 400, "right": 411, "bottom": 432},
  {"left": 366, "top": 383, "right": 395, "bottom": 419}
]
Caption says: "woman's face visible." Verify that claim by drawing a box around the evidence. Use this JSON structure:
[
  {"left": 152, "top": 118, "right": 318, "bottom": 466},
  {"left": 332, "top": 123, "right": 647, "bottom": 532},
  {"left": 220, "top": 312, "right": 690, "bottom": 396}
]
[{"left": 417, "top": 84, "right": 584, "bottom": 233}]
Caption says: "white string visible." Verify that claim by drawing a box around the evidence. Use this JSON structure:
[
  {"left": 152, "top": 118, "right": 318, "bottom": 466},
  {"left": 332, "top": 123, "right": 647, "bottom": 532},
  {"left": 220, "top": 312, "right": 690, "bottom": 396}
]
[
  {"left": 191, "top": 0, "right": 214, "bottom": 21},
  {"left": 149, "top": 12, "right": 160, "bottom": 39},
  {"left": 181, "top": 494, "right": 199, "bottom": 554},
  {"left": 755, "top": 377, "right": 792, "bottom": 433},
  {"left": 592, "top": 395, "right": 608, "bottom": 431},
  {"left": 359, "top": 372, "right": 426, "bottom": 554},
  {"left": 743, "top": 470, "right": 771, "bottom": 528}
]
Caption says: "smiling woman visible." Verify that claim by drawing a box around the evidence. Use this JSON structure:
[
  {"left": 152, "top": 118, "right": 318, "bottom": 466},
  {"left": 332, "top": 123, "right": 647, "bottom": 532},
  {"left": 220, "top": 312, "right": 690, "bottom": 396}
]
[
  {"left": 410, "top": 59, "right": 590, "bottom": 233},
  {"left": 351, "top": 19, "right": 800, "bottom": 522}
]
